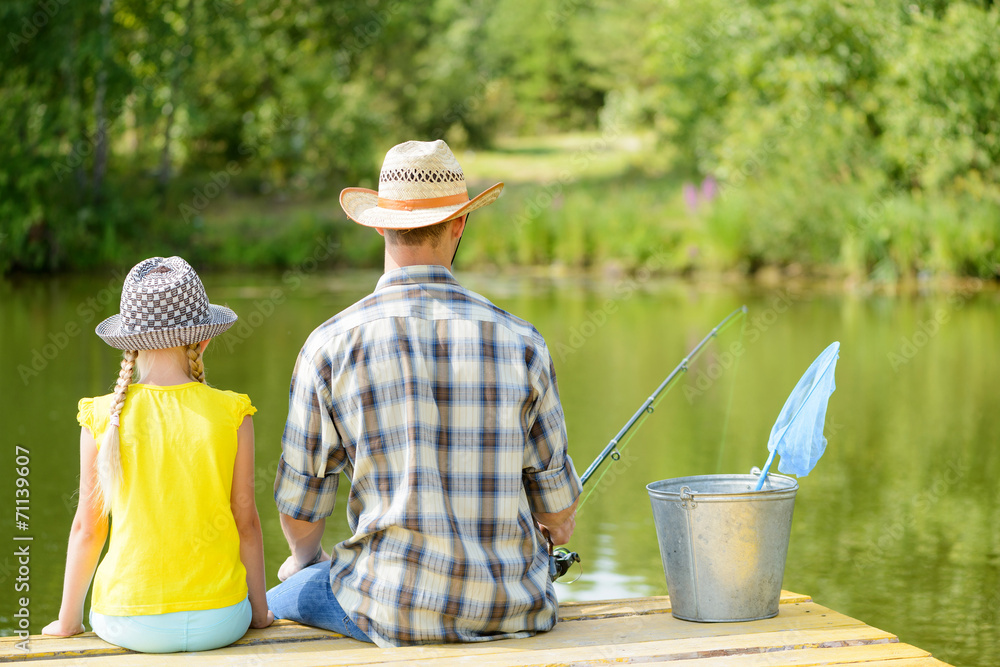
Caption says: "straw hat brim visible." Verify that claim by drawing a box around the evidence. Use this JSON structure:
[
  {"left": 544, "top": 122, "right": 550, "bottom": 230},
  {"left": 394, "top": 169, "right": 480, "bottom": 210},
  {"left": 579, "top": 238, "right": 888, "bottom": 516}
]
[
  {"left": 95, "top": 304, "right": 238, "bottom": 350},
  {"left": 340, "top": 182, "right": 504, "bottom": 229}
]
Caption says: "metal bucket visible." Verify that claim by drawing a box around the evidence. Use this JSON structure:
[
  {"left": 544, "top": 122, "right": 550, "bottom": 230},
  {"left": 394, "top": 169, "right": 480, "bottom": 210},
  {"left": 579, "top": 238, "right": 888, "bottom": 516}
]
[{"left": 646, "top": 472, "right": 797, "bottom": 622}]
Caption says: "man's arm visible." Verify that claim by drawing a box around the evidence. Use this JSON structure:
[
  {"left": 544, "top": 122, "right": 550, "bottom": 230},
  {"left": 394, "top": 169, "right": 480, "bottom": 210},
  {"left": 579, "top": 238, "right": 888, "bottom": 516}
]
[
  {"left": 277, "top": 514, "right": 330, "bottom": 581},
  {"left": 523, "top": 354, "right": 584, "bottom": 547},
  {"left": 274, "top": 349, "right": 345, "bottom": 580}
]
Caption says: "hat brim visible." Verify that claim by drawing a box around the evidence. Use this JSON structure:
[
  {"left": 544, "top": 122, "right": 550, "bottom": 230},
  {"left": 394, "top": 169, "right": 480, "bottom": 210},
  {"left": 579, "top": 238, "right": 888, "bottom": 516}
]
[
  {"left": 95, "top": 304, "right": 238, "bottom": 351},
  {"left": 340, "top": 182, "right": 504, "bottom": 229}
]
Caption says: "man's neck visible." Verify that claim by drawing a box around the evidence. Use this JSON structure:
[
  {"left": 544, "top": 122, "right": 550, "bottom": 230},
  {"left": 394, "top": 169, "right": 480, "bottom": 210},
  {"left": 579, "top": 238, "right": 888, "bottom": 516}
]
[
  {"left": 383, "top": 247, "right": 452, "bottom": 273},
  {"left": 379, "top": 217, "right": 464, "bottom": 273}
]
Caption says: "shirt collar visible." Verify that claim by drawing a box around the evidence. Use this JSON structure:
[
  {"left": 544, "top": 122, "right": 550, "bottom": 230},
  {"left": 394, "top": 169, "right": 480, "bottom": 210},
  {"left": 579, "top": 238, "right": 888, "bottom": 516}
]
[{"left": 375, "top": 265, "right": 460, "bottom": 292}]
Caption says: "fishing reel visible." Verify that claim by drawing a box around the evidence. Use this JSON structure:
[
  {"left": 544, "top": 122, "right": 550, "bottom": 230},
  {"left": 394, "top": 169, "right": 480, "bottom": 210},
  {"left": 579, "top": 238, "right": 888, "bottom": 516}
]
[{"left": 548, "top": 541, "right": 581, "bottom": 581}]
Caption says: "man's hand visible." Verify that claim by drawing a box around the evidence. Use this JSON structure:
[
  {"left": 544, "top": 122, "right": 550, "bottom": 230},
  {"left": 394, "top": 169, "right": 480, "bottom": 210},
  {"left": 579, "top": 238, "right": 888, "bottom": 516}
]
[
  {"left": 534, "top": 498, "right": 578, "bottom": 546},
  {"left": 277, "top": 513, "right": 328, "bottom": 581},
  {"left": 537, "top": 513, "right": 576, "bottom": 546},
  {"left": 277, "top": 548, "right": 331, "bottom": 582}
]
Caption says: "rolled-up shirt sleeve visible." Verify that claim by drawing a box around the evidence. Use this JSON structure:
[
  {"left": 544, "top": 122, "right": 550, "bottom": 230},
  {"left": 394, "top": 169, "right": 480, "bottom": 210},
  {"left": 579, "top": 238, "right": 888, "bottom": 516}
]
[
  {"left": 274, "top": 348, "right": 345, "bottom": 521},
  {"left": 523, "top": 355, "right": 583, "bottom": 516}
]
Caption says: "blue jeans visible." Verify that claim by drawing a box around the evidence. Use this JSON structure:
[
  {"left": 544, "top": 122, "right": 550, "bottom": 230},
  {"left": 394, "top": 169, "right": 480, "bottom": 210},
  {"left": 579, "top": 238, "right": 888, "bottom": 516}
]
[
  {"left": 266, "top": 562, "right": 372, "bottom": 643},
  {"left": 90, "top": 598, "right": 251, "bottom": 653}
]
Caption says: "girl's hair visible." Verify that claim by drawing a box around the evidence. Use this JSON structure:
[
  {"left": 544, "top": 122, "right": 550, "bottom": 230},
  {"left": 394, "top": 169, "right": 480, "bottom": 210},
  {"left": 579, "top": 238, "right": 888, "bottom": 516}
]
[
  {"left": 94, "top": 343, "right": 206, "bottom": 515},
  {"left": 95, "top": 350, "right": 137, "bottom": 516},
  {"left": 186, "top": 342, "right": 206, "bottom": 384}
]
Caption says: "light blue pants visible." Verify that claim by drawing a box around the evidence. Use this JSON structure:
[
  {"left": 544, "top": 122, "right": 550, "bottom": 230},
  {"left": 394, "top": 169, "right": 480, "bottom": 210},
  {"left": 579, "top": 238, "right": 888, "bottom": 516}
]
[{"left": 90, "top": 598, "right": 251, "bottom": 653}]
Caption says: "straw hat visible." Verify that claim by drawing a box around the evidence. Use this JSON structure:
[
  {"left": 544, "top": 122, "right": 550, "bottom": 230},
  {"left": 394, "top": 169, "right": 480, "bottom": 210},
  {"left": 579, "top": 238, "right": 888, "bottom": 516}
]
[
  {"left": 340, "top": 140, "right": 504, "bottom": 229},
  {"left": 96, "top": 257, "right": 237, "bottom": 350}
]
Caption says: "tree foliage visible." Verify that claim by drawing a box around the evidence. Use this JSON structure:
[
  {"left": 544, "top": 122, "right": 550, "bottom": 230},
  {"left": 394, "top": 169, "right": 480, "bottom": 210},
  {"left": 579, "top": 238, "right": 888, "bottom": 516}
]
[
  {"left": 0, "top": 0, "right": 608, "bottom": 272},
  {"left": 0, "top": 0, "right": 996, "bottom": 277},
  {"left": 593, "top": 0, "right": 998, "bottom": 276}
]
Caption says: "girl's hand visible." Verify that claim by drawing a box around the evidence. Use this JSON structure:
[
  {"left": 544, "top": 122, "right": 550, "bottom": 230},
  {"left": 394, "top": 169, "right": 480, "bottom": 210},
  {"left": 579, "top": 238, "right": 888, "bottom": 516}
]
[
  {"left": 42, "top": 618, "right": 86, "bottom": 637},
  {"left": 250, "top": 609, "right": 275, "bottom": 629}
]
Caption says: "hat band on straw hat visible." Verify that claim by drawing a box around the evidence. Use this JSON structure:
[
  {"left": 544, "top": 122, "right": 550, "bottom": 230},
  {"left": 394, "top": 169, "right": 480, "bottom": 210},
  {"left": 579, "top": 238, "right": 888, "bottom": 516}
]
[
  {"left": 340, "top": 140, "right": 503, "bottom": 228},
  {"left": 377, "top": 192, "right": 470, "bottom": 212}
]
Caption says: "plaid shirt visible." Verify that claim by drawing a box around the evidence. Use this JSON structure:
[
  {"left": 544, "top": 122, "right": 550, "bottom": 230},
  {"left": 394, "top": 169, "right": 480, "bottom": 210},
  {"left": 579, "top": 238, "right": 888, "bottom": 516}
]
[{"left": 274, "top": 265, "right": 582, "bottom": 647}]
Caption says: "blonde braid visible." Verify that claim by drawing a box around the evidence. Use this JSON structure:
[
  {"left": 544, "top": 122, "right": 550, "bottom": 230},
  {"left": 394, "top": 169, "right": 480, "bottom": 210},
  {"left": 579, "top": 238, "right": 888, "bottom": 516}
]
[
  {"left": 187, "top": 343, "right": 206, "bottom": 384},
  {"left": 96, "top": 349, "right": 137, "bottom": 516}
]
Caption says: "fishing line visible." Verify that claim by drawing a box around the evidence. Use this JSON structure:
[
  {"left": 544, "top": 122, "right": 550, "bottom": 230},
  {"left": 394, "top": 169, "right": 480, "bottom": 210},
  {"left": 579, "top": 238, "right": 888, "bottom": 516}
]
[
  {"left": 577, "top": 308, "right": 747, "bottom": 511},
  {"left": 577, "top": 381, "right": 675, "bottom": 510},
  {"left": 549, "top": 307, "right": 748, "bottom": 581},
  {"left": 715, "top": 316, "right": 747, "bottom": 473}
]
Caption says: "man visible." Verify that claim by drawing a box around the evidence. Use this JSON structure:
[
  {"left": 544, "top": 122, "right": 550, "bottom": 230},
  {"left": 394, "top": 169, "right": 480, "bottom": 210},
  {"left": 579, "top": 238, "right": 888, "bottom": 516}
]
[{"left": 268, "top": 140, "right": 582, "bottom": 647}]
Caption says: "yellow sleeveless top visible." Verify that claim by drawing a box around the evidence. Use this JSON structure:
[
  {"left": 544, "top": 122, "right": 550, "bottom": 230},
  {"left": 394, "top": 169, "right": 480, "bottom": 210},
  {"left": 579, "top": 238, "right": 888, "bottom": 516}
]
[{"left": 77, "top": 382, "right": 256, "bottom": 616}]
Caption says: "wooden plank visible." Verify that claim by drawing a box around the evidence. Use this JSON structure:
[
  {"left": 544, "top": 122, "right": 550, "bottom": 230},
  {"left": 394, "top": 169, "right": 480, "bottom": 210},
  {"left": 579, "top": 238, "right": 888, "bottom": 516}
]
[
  {"left": 20, "top": 602, "right": 875, "bottom": 666},
  {"left": 1, "top": 593, "right": 953, "bottom": 667},
  {"left": 3, "top": 639, "right": 358, "bottom": 666},
  {"left": 626, "top": 644, "right": 932, "bottom": 666},
  {"left": 0, "top": 620, "right": 343, "bottom": 663},
  {"left": 315, "top": 602, "right": 869, "bottom": 661},
  {"left": 557, "top": 590, "right": 811, "bottom": 622},
  {"left": 840, "top": 661, "right": 952, "bottom": 667},
  {"left": 0, "top": 591, "right": 816, "bottom": 662},
  {"left": 0, "top": 589, "right": 811, "bottom": 659},
  {"left": 8, "top": 635, "right": 938, "bottom": 667},
  {"left": 4, "top": 649, "right": 950, "bottom": 667},
  {"left": 365, "top": 626, "right": 902, "bottom": 666}
]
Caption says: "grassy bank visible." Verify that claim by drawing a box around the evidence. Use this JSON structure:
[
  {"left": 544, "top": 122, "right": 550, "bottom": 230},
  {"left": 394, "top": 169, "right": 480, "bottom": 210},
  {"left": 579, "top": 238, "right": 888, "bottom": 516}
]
[
  {"left": 11, "top": 134, "right": 995, "bottom": 282},
  {"left": 180, "top": 134, "right": 998, "bottom": 283}
]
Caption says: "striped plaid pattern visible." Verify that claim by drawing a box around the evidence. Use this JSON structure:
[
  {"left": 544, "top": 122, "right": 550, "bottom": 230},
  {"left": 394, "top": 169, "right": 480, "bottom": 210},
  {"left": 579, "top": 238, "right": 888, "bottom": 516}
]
[{"left": 274, "top": 265, "right": 582, "bottom": 647}]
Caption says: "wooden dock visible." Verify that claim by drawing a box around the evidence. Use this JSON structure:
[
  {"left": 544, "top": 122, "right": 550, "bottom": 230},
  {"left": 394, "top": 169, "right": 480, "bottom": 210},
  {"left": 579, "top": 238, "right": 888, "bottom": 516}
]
[{"left": 0, "top": 591, "right": 952, "bottom": 665}]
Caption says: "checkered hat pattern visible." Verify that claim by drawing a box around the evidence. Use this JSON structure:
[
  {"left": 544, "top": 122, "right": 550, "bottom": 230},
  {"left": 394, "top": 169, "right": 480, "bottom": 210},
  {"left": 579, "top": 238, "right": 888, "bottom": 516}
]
[
  {"left": 96, "top": 257, "right": 237, "bottom": 350},
  {"left": 340, "top": 140, "right": 503, "bottom": 229}
]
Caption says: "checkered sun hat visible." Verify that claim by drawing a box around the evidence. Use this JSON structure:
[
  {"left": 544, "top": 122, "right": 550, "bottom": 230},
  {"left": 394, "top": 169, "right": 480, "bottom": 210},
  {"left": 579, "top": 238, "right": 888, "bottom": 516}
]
[
  {"left": 340, "top": 140, "right": 503, "bottom": 229},
  {"left": 96, "top": 257, "right": 237, "bottom": 350}
]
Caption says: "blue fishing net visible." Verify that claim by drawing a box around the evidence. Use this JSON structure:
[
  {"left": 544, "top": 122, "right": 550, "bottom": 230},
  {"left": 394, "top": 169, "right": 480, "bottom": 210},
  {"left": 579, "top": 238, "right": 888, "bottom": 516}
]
[{"left": 766, "top": 341, "right": 840, "bottom": 477}]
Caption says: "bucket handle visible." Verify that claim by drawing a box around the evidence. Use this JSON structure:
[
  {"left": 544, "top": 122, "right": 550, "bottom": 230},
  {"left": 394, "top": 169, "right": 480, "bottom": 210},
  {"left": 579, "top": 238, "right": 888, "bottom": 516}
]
[{"left": 679, "top": 486, "right": 697, "bottom": 510}]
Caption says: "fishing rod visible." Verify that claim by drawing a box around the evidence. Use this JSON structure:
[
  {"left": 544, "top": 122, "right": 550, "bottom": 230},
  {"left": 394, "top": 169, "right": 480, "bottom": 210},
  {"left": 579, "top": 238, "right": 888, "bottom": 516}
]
[{"left": 549, "top": 305, "right": 748, "bottom": 580}]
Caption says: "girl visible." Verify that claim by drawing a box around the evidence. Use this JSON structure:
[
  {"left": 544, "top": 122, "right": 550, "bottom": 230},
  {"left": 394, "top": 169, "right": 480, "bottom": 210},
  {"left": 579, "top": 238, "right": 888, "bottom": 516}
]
[{"left": 43, "top": 256, "right": 272, "bottom": 652}]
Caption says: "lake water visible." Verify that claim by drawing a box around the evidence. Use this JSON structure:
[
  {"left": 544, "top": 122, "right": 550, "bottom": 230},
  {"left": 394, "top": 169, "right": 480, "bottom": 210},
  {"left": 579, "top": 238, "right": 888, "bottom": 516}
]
[{"left": 1, "top": 268, "right": 997, "bottom": 666}]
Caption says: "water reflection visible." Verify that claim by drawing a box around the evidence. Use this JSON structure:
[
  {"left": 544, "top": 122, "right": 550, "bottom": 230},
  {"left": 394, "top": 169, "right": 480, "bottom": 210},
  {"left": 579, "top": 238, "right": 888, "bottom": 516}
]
[{"left": 0, "top": 270, "right": 997, "bottom": 666}]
